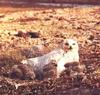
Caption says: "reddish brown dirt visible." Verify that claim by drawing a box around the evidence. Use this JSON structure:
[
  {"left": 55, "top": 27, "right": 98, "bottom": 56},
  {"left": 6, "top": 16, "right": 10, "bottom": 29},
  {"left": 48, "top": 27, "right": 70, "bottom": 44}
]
[{"left": 0, "top": 5, "right": 100, "bottom": 95}]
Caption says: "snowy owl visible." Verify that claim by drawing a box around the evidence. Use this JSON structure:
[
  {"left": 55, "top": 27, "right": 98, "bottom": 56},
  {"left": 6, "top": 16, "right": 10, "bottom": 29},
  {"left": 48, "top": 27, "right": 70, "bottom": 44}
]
[
  {"left": 21, "top": 39, "right": 79, "bottom": 79},
  {"left": 57, "top": 39, "right": 79, "bottom": 77}
]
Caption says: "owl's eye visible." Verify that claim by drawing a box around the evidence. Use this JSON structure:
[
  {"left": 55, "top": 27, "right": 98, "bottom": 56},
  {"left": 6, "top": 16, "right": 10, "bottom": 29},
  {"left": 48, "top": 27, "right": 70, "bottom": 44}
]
[
  {"left": 65, "top": 42, "right": 69, "bottom": 45},
  {"left": 73, "top": 43, "right": 75, "bottom": 45}
]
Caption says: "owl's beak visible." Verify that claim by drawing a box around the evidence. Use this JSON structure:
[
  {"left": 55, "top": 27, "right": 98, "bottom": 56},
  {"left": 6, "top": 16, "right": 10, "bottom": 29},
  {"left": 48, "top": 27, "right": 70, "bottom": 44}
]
[{"left": 69, "top": 46, "right": 72, "bottom": 50}]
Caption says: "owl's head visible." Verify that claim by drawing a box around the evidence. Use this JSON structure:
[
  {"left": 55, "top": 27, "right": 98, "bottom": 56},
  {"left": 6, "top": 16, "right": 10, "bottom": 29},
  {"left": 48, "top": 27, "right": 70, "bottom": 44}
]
[{"left": 62, "top": 39, "right": 79, "bottom": 52}]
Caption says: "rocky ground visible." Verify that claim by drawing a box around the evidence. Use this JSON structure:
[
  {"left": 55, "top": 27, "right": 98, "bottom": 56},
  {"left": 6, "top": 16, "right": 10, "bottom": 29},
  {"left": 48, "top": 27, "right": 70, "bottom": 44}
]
[{"left": 0, "top": 5, "right": 100, "bottom": 95}]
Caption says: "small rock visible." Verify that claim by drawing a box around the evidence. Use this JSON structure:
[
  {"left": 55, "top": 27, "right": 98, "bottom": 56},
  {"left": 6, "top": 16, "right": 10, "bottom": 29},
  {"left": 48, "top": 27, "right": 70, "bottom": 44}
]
[
  {"left": 14, "top": 31, "right": 40, "bottom": 38},
  {"left": 9, "top": 64, "right": 35, "bottom": 80},
  {"left": 27, "top": 31, "right": 40, "bottom": 38}
]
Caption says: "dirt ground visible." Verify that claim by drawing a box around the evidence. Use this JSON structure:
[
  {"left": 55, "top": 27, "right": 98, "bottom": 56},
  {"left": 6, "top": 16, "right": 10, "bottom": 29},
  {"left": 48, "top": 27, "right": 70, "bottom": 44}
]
[{"left": 0, "top": 5, "right": 100, "bottom": 95}]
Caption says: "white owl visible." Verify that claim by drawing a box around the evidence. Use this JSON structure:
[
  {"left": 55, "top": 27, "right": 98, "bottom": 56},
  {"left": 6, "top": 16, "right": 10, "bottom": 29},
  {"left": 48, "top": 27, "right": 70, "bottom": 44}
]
[{"left": 21, "top": 39, "right": 79, "bottom": 79}]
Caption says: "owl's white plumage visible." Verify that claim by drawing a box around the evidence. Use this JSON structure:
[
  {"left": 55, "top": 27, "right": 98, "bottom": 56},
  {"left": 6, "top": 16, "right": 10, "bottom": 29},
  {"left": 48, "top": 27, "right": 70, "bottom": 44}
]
[
  {"left": 21, "top": 48, "right": 65, "bottom": 72},
  {"left": 21, "top": 39, "right": 79, "bottom": 78},
  {"left": 56, "top": 39, "right": 79, "bottom": 77}
]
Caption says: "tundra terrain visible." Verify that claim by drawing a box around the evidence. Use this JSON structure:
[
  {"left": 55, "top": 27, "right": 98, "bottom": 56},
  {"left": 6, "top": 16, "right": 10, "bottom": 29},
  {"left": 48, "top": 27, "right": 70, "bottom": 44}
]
[{"left": 0, "top": 5, "right": 100, "bottom": 95}]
